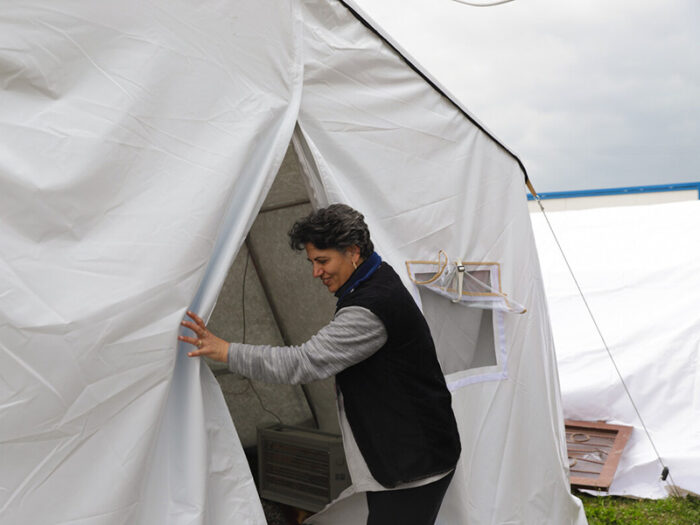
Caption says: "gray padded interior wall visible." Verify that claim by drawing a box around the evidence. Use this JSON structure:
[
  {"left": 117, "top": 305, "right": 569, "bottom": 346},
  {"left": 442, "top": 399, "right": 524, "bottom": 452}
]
[{"left": 207, "top": 145, "right": 340, "bottom": 448}]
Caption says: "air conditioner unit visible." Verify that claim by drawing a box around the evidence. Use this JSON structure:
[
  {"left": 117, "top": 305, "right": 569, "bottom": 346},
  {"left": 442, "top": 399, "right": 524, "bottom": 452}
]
[{"left": 258, "top": 424, "right": 351, "bottom": 512}]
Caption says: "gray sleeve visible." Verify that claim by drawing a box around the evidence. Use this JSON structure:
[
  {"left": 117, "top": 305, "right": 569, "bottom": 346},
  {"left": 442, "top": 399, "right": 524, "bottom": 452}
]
[{"left": 227, "top": 306, "right": 387, "bottom": 384}]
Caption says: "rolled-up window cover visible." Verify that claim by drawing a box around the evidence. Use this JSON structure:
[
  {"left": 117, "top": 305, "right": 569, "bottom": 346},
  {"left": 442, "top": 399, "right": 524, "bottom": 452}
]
[{"left": 406, "top": 251, "right": 526, "bottom": 314}]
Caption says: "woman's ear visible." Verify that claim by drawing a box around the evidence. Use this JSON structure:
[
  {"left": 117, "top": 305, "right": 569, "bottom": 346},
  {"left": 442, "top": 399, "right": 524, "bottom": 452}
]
[{"left": 345, "top": 245, "right": 361, "bottom": 267}]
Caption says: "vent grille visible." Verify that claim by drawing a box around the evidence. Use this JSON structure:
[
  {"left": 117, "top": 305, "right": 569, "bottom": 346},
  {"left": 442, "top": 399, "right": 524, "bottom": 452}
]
[
  {"left": 262, "top": 442, "right": 330, "bottom": 496},
  {"left": 258, "top": 424, "right": 350, "bottom": 512}
]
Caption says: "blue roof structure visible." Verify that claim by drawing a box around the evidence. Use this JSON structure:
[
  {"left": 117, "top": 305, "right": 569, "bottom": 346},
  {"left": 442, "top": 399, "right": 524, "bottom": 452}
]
[{"left": 527, "top": 182, "right": 700, "bottom": 201}]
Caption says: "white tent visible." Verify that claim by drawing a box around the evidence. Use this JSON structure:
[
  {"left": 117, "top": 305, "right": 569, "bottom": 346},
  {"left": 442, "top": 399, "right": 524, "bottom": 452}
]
[
  {"left": 0, "top": 1, "right": 586, "bottom": 524},
  {"left": 531, "top": 200, "right": 700, "bottom": 499}
]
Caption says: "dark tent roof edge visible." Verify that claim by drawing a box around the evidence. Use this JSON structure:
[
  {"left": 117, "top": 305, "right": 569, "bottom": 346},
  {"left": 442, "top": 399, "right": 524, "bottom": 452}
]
[{"left": 336, "top": 0, "right": 530, "bottom": 186}]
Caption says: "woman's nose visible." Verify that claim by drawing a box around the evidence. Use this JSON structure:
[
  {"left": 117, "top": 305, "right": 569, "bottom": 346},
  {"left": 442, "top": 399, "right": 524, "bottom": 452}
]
[{"left": 312, "top": 264, "right": 323, "bottom": 278}]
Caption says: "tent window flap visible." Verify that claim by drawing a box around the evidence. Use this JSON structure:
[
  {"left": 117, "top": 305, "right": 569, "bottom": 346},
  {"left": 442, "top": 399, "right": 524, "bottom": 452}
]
[{"left": 406, "top": 252, "right": 526, "bottom": 314}]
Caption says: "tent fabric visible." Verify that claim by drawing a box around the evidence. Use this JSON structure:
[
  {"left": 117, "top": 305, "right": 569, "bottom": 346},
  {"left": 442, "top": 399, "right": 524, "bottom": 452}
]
[
  {"left": 296, "top": 1, "right": 585, "bottom": 523},
  {"left": 531, "top": 200, "right": 700, "bottom": 499},
  {"left": 0, "top": 1, "right": 300, "bottom": 523},
  {"left": 1, "top": 0, "right": 587, "bottom": 524}
]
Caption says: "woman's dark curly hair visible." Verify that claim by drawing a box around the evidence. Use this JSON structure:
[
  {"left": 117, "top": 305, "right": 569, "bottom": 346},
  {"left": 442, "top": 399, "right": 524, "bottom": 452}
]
[{"left": 288, "top": 204, "right": 374, "bottom": 258}]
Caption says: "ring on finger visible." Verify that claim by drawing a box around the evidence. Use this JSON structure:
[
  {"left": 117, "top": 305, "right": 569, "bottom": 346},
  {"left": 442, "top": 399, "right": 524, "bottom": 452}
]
[{"left": 196, "top": 340, "right": 203, "bottom": 348}]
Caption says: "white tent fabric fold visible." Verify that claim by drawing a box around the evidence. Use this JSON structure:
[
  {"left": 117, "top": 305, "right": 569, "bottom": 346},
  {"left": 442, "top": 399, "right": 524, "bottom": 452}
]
[
  {"left": 1, "top": 1, "right": 300, "bottom": 523},
  {"left": 1, "top": 0, "right": 586, "bottom": 524},
  {"left": 532, "top": 200, "right": 700, "bottom": 499}
]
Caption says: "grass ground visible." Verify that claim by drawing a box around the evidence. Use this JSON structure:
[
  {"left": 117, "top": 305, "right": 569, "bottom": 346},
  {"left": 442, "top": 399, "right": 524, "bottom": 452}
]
[{"left": 577, "top": 491, "right": 700, "bottom": 525}]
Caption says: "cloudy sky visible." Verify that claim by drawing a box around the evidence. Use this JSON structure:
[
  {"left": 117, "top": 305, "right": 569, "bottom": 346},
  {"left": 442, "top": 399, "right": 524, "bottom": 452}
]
[{"left": 357, "top": 0, "right": 699, "bottom": 192}]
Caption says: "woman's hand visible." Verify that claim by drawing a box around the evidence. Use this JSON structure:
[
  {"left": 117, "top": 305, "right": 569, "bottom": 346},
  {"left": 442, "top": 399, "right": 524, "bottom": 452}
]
[{"left": 179, "top": 310, "right": 229, "bottom": 363}]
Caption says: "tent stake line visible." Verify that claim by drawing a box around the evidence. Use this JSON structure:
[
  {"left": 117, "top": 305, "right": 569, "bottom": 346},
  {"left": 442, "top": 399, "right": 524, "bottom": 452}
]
[{"left": 532, "top": 194, "right": 681, "bottom": 498}]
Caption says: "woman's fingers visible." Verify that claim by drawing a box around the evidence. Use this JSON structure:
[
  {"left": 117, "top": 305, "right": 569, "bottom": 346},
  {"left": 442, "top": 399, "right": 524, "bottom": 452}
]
[
  {"left": 187, "top": 310, "right": 206, "bottom": 329},
  {"left": 180, "top": 310, "right": 229, "bottom": 363},
  {"left": 181, "top": 320, "right": 205, "bottom": 336},
  {"left": 179, "top": 335, "right": 200, "bottom": 346},
  {"left": 181, "top": 335, "right": 228, "bottom": 362},
  {"left": 178, "top": 334, "right": 209, "bottom": 356},
  {"left": 187, "top": 346, "right": 214, "bottom": 358}
]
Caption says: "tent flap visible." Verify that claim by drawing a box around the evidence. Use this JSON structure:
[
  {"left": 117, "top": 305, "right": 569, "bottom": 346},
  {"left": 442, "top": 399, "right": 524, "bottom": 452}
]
[{"left": 0, "top": 1, "right": 301, "bottom": 523}]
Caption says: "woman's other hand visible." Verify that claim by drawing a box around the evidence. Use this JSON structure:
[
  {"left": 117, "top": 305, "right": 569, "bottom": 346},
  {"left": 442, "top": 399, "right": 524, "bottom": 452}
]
[{"left": 179, "top": 310, "right": 229, "bottom": 363}]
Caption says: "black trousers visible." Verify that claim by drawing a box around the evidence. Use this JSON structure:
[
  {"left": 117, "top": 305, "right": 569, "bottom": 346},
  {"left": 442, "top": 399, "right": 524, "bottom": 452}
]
[{"left": 366, "top": 470, "right": 455, "bottom": 525}]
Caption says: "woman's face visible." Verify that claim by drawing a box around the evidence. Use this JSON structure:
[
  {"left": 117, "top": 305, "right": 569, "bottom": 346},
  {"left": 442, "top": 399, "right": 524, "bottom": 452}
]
[{"left": 305, "top": 243, "right": 360, "bottom": 293}]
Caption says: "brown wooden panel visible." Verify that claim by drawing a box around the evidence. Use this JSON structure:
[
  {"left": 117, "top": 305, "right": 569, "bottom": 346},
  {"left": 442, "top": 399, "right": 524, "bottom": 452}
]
[{"left": 565, "top": 419, "right": 633, "bottom": 490}]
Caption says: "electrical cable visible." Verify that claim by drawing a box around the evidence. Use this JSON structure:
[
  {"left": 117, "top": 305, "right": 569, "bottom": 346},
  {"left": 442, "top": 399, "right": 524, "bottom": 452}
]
[
  {"left": 240, "top": 249, "right": 282, "bottom": 425},
  {"left": 450, "top": 0, "right": 516, "bottom": 7},
  {"left": 532, "top": 194, "right": 682, "bottom": 498}
]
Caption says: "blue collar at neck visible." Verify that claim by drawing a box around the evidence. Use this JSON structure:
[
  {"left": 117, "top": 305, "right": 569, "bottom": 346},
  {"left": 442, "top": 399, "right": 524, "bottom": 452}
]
[{"left": 335, "top": 251, "right": 382, "bottom": 304}]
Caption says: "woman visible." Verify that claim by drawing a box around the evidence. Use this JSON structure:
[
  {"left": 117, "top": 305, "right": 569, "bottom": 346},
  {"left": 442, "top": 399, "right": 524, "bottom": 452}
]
[{"left": 180, "top": 204, "right": 461, "bottom": 525}]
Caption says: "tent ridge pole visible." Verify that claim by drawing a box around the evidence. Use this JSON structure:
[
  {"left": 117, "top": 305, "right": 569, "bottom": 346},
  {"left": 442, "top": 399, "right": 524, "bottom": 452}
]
[{"left": 260, "top": 198, "right": 311, "bottom": 214}]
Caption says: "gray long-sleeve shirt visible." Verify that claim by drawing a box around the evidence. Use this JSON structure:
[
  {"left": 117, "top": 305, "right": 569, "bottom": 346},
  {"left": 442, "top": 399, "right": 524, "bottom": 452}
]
[
  {"left": 227, "top": 304, "right": 452, "bottom": 492},
  {"left": 227, "top": 306, "right": 387, "bottom": 383}
]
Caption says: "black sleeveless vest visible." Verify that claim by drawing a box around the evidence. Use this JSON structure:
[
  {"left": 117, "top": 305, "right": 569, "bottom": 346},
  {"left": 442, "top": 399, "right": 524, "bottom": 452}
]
[{"left": 335, "top": 261, "right": 461, "bottom": 488}]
